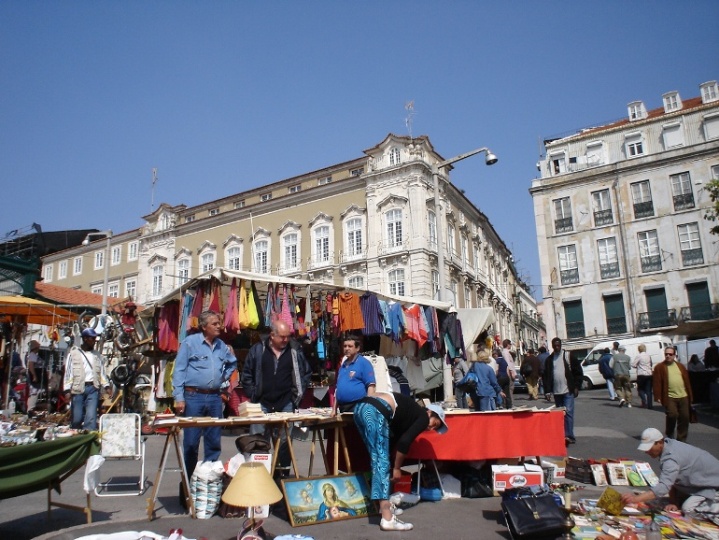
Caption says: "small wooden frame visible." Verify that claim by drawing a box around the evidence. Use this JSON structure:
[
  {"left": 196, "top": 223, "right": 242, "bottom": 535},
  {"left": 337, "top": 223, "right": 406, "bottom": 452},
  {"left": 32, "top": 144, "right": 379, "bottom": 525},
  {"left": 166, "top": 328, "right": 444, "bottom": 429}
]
[{"left": 281, "top": 473, "right": 378, "bottom": 527}]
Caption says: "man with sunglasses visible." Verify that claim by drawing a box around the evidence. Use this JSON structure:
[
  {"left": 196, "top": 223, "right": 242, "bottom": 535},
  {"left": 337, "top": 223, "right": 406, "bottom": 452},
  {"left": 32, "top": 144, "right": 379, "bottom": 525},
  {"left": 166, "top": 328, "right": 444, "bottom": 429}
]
[{"left": 653, "top": 346, "right": 693, "bottom": 442}]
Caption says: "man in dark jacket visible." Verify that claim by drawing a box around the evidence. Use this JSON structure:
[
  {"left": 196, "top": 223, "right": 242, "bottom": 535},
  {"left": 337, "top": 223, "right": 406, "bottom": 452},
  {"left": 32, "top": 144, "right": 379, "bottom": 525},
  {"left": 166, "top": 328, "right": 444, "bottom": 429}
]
[
  {"left": 653, "top": 346, "right": 693, "bottom": 442},
  {"left": 241, "top": 320, "right": 311, "bottom": 473},
  {"left": 521, "top": 349, "right": 542, "bottom": 400},
  {"left": 543, "top": 337, "right": 583, "bottom": 445},
  {"left": 598, "top": 348, "right": 617, "bottom": 401}
]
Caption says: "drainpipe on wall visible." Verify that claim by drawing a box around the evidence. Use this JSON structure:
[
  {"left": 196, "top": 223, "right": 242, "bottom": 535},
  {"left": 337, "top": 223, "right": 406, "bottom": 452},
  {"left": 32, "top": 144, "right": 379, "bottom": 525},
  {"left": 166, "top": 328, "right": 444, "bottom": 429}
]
[{"left": 612, "top": 178, "right": 638, "bottom": 336}]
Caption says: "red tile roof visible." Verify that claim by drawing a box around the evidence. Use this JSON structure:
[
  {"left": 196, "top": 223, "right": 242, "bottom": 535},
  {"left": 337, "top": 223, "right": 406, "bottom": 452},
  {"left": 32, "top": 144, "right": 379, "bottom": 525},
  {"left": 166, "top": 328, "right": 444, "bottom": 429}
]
[{"left": 35, "top": 282, "right": 124, "bottom": 313}]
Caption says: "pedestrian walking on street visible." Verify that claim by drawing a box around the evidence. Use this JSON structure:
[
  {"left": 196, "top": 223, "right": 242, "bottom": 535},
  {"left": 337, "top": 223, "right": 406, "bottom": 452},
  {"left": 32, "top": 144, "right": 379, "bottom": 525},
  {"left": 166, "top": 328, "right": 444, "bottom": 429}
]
[
  {"left": 613, "top": 345, "right": 633, "bottom": 407},
  {"left": 633, "top": 344, "right": 654, "bottom": 409},
  {"left": 543, "top": 337, "right": 583, "bottom": 445},
  {"left": 653, "top": 346, "right": 693, "bottom": 442}
]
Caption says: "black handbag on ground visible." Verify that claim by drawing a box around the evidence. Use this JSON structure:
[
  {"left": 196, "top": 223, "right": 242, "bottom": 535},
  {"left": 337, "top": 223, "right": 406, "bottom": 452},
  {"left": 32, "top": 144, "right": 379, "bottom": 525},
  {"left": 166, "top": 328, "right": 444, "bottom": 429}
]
[{"left": 501, "top": 494, "right": 566, "bottom": 539}]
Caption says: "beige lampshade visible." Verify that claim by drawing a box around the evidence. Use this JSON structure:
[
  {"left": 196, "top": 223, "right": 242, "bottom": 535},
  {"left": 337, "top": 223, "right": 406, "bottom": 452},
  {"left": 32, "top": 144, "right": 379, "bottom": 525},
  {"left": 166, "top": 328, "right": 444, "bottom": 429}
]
[{"left": 221, "top": 462, "right": 283, "bottom": 507}]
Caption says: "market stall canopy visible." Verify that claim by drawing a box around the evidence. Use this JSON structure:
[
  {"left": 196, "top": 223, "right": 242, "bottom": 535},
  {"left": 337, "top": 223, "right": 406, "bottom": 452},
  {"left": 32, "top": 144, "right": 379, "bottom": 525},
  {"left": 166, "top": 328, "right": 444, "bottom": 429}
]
[
  {"left": 153, "top": 266, "right": 453, "bottom": 312},
  {"left": 0, "top": 295, "right": 76, "bottom": 326},
  {"left": 457, "top": 308, "right": 496, "bottom": 350}
]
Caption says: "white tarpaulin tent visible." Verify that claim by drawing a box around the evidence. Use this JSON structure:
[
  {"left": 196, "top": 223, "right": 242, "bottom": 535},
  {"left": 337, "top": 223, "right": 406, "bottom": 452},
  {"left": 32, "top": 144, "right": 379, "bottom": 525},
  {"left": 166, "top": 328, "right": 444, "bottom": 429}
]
[{"left": 457, "top": 308, "right": 496, "bottom": 350}]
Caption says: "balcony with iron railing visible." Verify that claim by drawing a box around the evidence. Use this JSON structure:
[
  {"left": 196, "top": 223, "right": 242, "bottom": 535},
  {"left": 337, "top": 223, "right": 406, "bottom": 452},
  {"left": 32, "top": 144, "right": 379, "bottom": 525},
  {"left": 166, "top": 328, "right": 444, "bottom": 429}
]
[
  {"left": 637, "top": 309, "right": 677, "bottom": 331},
  {"left": 307, "top": 253, "right": 335, "bottom": 270},
  {"left": 566, "top": 321, "right": 585, "bottom": 339},
  {"left": 606, "top": 316, "right": 627, "bottom": 334},
  {"left": 554, "top": 217, "right": 574, "bottom": 234},
  {"left": 560, "top": 268, "right": 580, "bottom": 285},
  {"left": 681, "top": 248, "right": 704, "bottom": 267},
  {"left": 600, "top": 262, "right": 620, "bottom": 280},
  {"left": 633, "top": 201, "right": 654, "bottom": 219},
  {"left": 679, "top": 303, "right": 719, "bottom": 322},
  {"left": 673, "top": 193, "right": 695, "bottom": 211},
  {"left": 640, "top": 255, "right": 662, "bottom": 273},
  {"left": 594, "top": 209, "right": 614, "bottom": 227}
]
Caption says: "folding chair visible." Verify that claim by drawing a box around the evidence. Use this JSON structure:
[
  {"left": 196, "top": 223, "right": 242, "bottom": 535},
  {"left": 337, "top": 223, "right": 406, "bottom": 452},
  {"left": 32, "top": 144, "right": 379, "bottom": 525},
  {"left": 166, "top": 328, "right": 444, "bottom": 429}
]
[{"left": 94, "top": 413, "right": 146, "bottom": 496}]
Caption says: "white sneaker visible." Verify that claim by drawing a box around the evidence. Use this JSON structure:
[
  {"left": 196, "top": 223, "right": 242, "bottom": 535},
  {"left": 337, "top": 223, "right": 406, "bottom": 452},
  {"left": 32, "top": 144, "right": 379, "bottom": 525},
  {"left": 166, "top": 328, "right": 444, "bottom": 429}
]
[
  {"left": 627, "top": 403, "right": 632, "bottom": 408},
  {"left": 381, "top": 516, "right": 413, "bottom": 531},
  {"left": 619, "top": 399, "right": 626, "bottom": 408},
  {"left": 390, "top": 502, "right": 404, "bottom": 516}
]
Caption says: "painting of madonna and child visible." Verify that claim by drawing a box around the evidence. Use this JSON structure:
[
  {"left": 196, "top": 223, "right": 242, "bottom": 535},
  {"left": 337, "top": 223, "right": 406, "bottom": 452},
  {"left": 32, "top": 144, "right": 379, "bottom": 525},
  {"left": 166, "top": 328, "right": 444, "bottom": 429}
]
[{"left": 281, "top": 473, "right": 378, "bottom": 526}]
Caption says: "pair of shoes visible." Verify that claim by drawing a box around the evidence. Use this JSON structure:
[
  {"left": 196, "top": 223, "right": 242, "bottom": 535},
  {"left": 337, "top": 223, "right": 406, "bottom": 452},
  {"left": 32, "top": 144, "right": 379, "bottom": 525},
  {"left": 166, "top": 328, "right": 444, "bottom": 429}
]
[
  {"left": 564, "top": 437, "right": 576, "bottom": 445},
  {"left": 380, "top": 516, "right": 413, "bottom": 531},
  {"left": 619, "top": 399, "right": 626, "bottom": 407},
  {"left": 390, "top": 502, "right": 403, "bottom": 516}
]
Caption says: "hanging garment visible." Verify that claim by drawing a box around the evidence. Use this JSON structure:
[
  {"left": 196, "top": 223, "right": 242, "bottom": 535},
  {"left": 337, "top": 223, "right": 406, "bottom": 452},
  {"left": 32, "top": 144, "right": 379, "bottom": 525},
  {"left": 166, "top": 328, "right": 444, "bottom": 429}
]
[
  {"left": 179, "top": 290, "right": 195, "bottom": 342},
  {"left": 304, "top": 286, "right": 313, "bottom": 334},
  {"left": 247, "top": 281, "right": 260, "bottom": 329},
  {"left": 250, "top": 281, "right": 264, "bottom": 329},
  {"left": 387, "top": 302, "right": 406, "bottom": 343},
  {"left": 224, "top": 278, "right": 240, "bottom": 335},
  {"left": 359, "top": 292, "right": 385, "bottom": 335},
  {"left": 157, "top": 300, "right": 180, "bottom": 353},
  {"left": 208, "top": 278, "right": 222, "bottom": 313},
  {"left": 278, "top": 284, "right": 294, "bottom": 329},
  {"left": 265, "top": 283, "right": 276, "bottom": 327},
  {"left": 188, "top": 284, "right": 205, "bottom": 332},
  {"left": 238, "top": 280, "right": 250, "bottom": 329},
  {"left": 378, "top": 300, "right": 393, "bottom": 335},
  {"left": 338, "top": 291, "right": 364, "bottom": 331},
  {"left": 403, "top": 304, "right": 428, "bottom": 347}
]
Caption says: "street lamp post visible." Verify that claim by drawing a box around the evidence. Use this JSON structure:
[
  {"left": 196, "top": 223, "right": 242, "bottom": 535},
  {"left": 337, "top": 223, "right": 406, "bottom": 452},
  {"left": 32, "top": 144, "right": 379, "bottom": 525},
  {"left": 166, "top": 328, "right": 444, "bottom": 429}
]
[
  {"left": 83, "top": 230, "right": 113, "bottom": 316},
  {"left": 432, "top": 147, "right": 497, "bottom": 404}
]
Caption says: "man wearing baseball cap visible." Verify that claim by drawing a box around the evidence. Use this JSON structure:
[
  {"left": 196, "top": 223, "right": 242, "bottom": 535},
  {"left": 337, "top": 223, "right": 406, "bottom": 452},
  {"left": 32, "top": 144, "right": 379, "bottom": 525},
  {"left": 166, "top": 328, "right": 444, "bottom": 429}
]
[
  {"left": 63, "top": 327, "right": 111, "bottom": 430},
  {"left": 621, "top": 427, "right": 719, "bottom": 513}
]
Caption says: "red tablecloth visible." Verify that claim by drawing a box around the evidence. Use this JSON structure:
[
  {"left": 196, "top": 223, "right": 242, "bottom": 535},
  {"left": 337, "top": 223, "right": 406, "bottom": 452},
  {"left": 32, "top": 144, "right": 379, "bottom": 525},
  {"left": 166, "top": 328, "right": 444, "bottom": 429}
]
[{"left": 406, "top": 409, "right": 567, "bottom": 461}]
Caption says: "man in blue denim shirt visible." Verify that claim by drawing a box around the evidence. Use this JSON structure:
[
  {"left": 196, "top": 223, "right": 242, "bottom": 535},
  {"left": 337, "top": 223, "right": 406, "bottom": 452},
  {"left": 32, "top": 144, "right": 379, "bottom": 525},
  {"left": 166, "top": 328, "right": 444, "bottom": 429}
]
[{"left": 172, "top": 310, "right": 237, "bottom": 479}]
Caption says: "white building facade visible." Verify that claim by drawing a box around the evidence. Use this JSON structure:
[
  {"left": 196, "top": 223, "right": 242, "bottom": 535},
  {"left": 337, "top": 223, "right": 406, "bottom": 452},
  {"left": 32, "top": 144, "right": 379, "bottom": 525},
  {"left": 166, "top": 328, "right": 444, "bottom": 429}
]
[{"left": 531, "top": 81, "right": 719, "bottom": 352}]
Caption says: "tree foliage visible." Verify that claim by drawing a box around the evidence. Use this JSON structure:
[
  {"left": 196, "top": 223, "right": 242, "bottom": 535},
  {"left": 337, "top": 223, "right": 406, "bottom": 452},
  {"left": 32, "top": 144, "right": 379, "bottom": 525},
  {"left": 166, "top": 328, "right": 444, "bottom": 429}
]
[{"left": 705, "top": 179, "right": 719, "bottom": 236}]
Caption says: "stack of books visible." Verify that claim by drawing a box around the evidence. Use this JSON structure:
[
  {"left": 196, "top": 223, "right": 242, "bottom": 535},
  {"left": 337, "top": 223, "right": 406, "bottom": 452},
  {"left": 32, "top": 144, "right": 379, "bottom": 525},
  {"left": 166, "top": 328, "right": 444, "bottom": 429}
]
[{"left": 238, "top": 402, "right": 264, "bottom": 417}]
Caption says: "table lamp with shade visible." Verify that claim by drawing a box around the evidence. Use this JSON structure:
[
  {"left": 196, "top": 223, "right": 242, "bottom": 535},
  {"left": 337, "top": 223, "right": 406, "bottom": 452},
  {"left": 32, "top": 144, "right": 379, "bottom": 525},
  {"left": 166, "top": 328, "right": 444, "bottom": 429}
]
[{"left": 221, "top": 462, "right": 283, "bottom": 540}]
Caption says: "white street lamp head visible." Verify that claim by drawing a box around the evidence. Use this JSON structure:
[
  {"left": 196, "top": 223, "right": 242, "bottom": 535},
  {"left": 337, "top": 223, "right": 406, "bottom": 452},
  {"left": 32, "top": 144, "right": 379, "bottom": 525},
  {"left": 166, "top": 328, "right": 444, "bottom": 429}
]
[{"left": 485, "top": 151, "right": 498, "bottom": 165}]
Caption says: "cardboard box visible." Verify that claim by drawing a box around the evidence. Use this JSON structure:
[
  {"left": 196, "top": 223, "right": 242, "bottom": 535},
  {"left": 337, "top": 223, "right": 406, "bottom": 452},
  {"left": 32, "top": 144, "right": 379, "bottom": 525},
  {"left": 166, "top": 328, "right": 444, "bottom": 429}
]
[
  {"left": 491, "top": 464, "right": 544, "bottom": 494},
  {"left": 242, "top": 453, "right": 272, "bottom": 518},
  {"left": 541, "top": 458, "right": 566, "bottom": 483}
]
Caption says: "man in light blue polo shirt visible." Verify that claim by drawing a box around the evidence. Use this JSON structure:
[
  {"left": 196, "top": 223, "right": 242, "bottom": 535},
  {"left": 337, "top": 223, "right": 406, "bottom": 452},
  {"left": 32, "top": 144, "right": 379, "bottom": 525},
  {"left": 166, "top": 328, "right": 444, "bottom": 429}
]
[{"left": 332, "top": 335, "right": 376, "bottom": 415}]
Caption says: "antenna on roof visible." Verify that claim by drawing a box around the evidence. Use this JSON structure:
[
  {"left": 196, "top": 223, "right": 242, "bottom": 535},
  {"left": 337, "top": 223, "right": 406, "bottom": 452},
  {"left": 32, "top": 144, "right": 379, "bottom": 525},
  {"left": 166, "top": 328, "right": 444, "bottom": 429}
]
[
  {"left": 405, "top": 100, "right": 415, "bottom": 138},
  {"left": 151, "top": 168, "right": 158, "bottom": 212}
]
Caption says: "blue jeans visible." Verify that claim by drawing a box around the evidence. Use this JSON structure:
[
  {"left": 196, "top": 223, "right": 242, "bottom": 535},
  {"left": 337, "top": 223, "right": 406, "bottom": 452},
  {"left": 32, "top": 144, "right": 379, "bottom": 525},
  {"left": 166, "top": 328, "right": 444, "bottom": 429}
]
[
  {"left": 71, "top": 385, "right": 99, "bottom": 430},
  {"left": 606, "top": 378, "right": 616, "bottom": 400},
  {"left": 472, "top": 394, "right": 497, "bottom": 411},
  {"left": 554, "top": 393, "right": 575, "bottom": 439},
  {"left": 183, "top": 391, "right": 223, "bottom": 477}
]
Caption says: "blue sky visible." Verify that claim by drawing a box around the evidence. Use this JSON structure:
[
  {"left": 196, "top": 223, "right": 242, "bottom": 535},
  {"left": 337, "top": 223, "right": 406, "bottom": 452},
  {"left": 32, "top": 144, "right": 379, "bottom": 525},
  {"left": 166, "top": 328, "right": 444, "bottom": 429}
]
[{"left": 2, "top": 1, "right": 718, "bottom": 298}]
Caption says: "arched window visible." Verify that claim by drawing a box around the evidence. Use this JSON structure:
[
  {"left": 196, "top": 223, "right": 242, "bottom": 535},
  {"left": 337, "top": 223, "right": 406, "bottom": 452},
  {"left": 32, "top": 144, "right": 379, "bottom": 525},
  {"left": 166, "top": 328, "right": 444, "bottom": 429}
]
[
  {"left": 346, "top": 218, "right": 363, "bottom": 258},
  {"left": 226, "top": 246, "right": 241, "bottom": 271},
  {"left": 254, "top": 240, "right": 269, "bottom": 274},
  {"left": 283, "top": 233, "right": 299, "bottom": 271}
]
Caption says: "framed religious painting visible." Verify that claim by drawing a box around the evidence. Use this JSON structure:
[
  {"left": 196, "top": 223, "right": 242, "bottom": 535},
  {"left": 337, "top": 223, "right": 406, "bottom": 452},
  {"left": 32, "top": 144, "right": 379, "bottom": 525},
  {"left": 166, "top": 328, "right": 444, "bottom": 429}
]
[{"left": 281, "top": 473, "right": 378, "bottom": 527}]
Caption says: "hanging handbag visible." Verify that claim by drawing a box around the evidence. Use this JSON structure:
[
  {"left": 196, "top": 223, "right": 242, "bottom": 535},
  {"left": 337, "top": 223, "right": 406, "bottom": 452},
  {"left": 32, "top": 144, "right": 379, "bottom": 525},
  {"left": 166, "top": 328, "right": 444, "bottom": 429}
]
[{"left": 501, "top": 493, "right": 566, "bottom": 539}]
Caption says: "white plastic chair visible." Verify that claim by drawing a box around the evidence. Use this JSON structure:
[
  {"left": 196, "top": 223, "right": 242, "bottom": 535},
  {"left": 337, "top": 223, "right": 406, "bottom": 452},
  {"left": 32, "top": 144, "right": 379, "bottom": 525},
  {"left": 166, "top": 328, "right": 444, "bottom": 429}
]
[{"left": 94, "top": 413, "right": 146, "bottom": 496}]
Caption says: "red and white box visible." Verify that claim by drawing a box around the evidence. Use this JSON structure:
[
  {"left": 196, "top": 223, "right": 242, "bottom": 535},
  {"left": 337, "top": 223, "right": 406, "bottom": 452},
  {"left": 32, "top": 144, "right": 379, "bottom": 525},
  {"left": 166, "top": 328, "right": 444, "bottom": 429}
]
[{"left": 491, "top": 464, "right": 544, "bottom": 495}]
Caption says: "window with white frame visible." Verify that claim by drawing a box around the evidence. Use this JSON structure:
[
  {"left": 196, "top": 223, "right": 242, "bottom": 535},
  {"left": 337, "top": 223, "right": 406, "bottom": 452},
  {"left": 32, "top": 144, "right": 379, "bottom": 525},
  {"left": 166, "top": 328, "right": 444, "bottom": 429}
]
[
  {"left": 625, "top": 133, "right": 645, "bottom": 157},
  {"left": 638, "top": 230, "right": 661, "bottom": 272},
  {"left": 177, "top": 258, "right": 191, "bottom": 286},
  {"left": 553, "top": 197, "right": 574, "bottom": 233},
  {"left": 473, "top": 245, "right": 480, "bottom": 273},
  {"left": 208, "top": 208, "right": 219, "bottom": 216},
  {"left": 288, "top": 184, "right": 301, "bottom": 194},
  {"left": 447, "top": 224, "right": 455, "bottom": 255},
  {"left": 260, "top": 193, "right": 272, "bottom": 202},
  {"left": 631, "top": 180, "right": 654, "bottom": 218},
  {"left": 558, "top": 245, "right": 579, "bottom": 285},
  {"left": 704, "top": 112, "right": 719, "bottom": 140},
  {"left": 432, "top": 270, "right": 439, "bottom": 296},
  {"left": 185, "top": 215, "right": 195, "bottom": 223},
  {"left": 108, "top": 282, "right": 120, "bottom": 298},
  {"left": 350, "top": 167, "right": 364, "bottom": 177},
  {"left": 314, "top": 226, "right": 330, "bottom": 263},
  {"left": 43, "top": 264, "right": 53, "bottom": 282},
  {"left": 235, "top": 200, "right": 246, "bottom": 209},
  {"left": 91, "top": 285, "right": 102, "bottom": 296},
  {"left": 282, "top": 233, "right": 299, "bottom": 271},
  {"left": 678, "top": 222, "right": 704, "bottom": 266},
  {"left": 663, "top": 122, "right": 684, "bottom": 149},
  {"left": 94, "top": 250, "right": 104, "bottom": 270},
  {"left": 461, "top": 235, "right": 469, "bottom": 266},
  {"left": 628, "top": 102, "right": 646, "bottom": 121},
  {"left": 592, "top": 189, "right": 613, "bottom": 226},
  {"left": 550, "top": 152, "right": 566, "bottom": 175},
  {"left": 428, "top": 211, "right": 437, "bottom": 248},
  {"left": 58, "top": 260, "right": 67, "bottom": 280},
  {"left": 125, "top": 279, "right": 136, "bottom": 300},
  {"left": 348, "top": 275, "right": 364, "bottom": 289},
  {"left": 226, "top": 246, "right": 241, "bottom": 271},
  {"left": 670, "top": 172, "right": 695, "bottom": 210},
  {"left": 73, "top": 256, "right": 82, "bottom": 275},
  {"left": 386, "top": 209, "right": 403, "bottom": 248},
  {"left": 201, "top": 252, "right": 215, "bottom": 273},
  {"left": 464, "top": 284, "right": 472, "bottom": 308},
  {"left": 128, "top": 242, "right": 138, "bottom": 261},
  {"left": 318, "top": 176, "right": 332, "bottom": 186},
  {"left": 597, "top": 237, "right": 620, "bottom": 279},
  {"left": 346, "top": 218, "right": 363, "bottom": 258},
  {"left": 713, "top": 164, "right": 719, "bottom": 180},
  {"left": 388, "top": 268, "right": 405, "bottom": 296},
  {"left": 663, "top": 92, "right": 681, "bottom": 112},
  {"left": 152, "top": 265, "right": 164, "bottom": 297},
  {"left": 111, "top": 246, "right": 121, "bottom": 265},
  {"left": 254, "top": 240, "right": 269, "bottom": 274},
  {"left": 701, "top": 81, "right": 719, "bottom": 103},
  {"left": 450, "top": 280, "right": 458, "bottom": 305},
  {"left": 389, "top": 147, "right": 401, "bottom": 166}
]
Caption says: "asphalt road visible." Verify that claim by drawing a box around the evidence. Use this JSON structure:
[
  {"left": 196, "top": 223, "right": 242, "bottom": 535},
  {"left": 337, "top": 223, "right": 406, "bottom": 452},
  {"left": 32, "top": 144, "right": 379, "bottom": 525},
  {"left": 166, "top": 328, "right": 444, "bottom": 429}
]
[{"left": 2, "top": 388, "right": 717, "bottom": 540}]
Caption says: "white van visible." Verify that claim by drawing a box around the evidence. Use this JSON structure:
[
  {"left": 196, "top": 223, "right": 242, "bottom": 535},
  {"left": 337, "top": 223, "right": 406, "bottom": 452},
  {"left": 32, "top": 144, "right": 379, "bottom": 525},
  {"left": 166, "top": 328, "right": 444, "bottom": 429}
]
[{"left": 580, "top": 335, "right": 673, "bottom": 390}]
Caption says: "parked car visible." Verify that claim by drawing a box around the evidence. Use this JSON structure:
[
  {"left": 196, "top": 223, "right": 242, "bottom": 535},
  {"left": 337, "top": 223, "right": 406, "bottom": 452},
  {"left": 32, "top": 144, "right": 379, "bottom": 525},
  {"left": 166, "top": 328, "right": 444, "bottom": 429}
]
[{"left": 580, "top": 334, "right": 673, "bottom": 389}]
